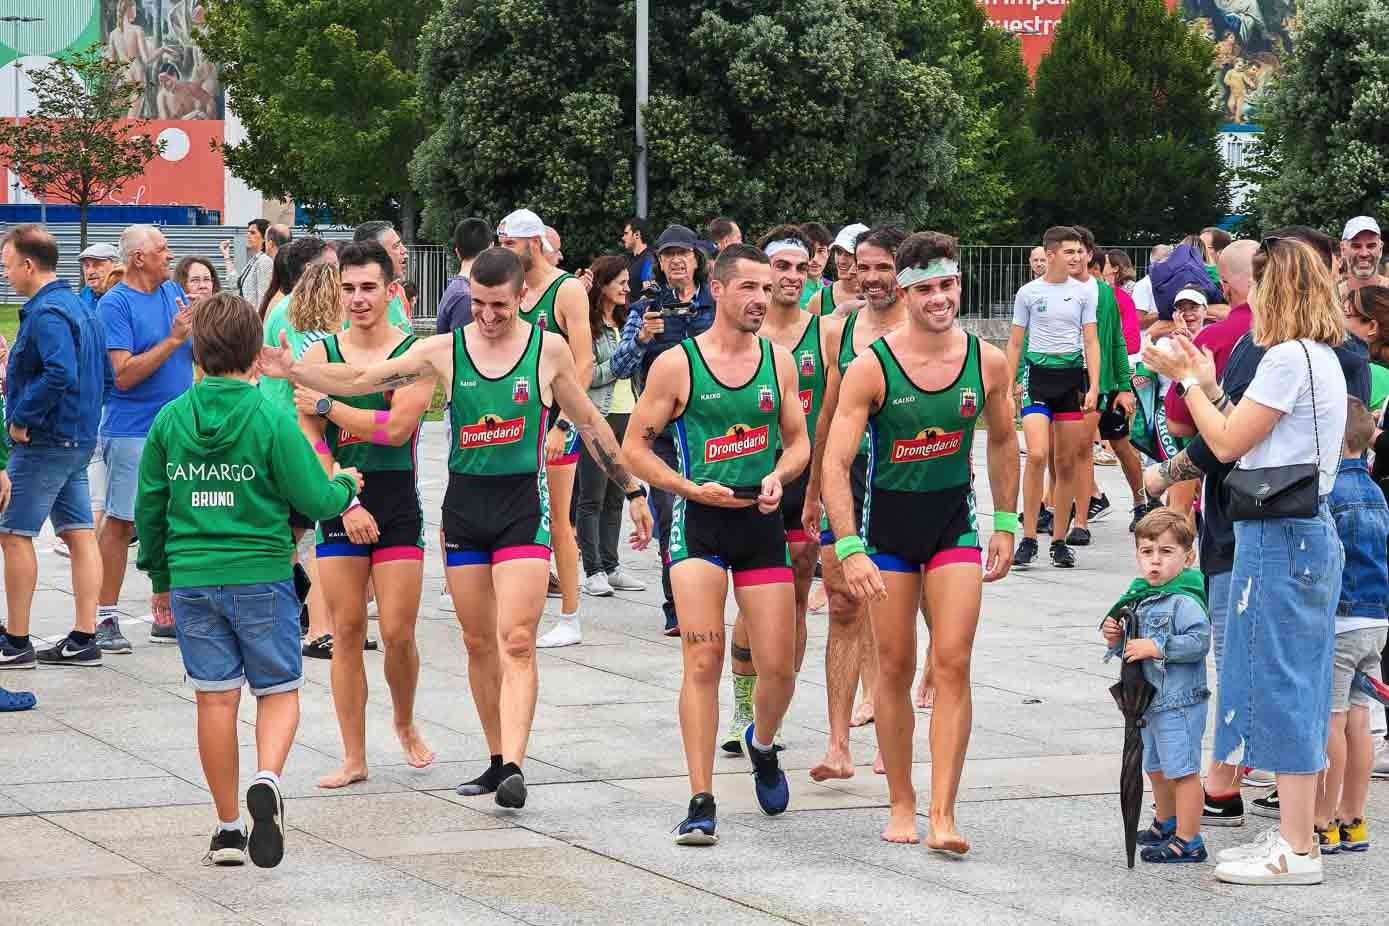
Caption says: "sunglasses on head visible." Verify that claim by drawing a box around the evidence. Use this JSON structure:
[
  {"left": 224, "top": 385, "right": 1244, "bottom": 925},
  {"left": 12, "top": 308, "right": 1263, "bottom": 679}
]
[{"left": 1257, "top": 235, "right": 1285, "bottom": 255}]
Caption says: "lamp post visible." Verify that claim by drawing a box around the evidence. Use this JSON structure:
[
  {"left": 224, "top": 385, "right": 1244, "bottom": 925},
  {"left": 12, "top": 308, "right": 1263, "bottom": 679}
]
[
  {"left": 634, "top": 0, "right": 648, "bottom": 219},
  {"left": 1, "top": 15, "right": 45, "bottom": 222}
]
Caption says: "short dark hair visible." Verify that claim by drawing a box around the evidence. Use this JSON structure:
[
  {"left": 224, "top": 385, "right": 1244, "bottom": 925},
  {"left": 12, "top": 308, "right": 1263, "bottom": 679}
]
[
  {"left": 1203, "top": 226, "right": 1232, "bottom": 254},
  {"left": 856, "top": 224, "right": 907, "bottom": 259},
  {"left": 756, "top": 224, "right": 813, "bottom": 254},
  {"left": 1266, "top": 225, "right": 1336, "bottom": 271},
  {"left": 281, "top": 236, "right": 333, "bottom": 291},
  {"left": 353, "top": 220, "right": 395, "bottom": 244},
  {"left": 1073, "top": 224, "right": 1097, "bottom": 254},
  {"left": 800, "top": 222, "right": 832, "bottom": 248},
  {"left": 266, "top": 225, "right": 292, "bottom": 249},
  {"left": 471, "top": 246, "right": 524, "bottom": 292},
  {"left": 2, "top": 224, "right": 58, "bottom": 271},
  {"left": 896, "top": 231, "right": 959, "bottom": 272},
  {"left": 1043, "top": 225, "right": 1081, "bottom": 252},
  {"left": 1134, "top": 507, "right": 1195, "bottom": 549},
  {"left": 247, "top": 218, "right": 270, "bottom": 239},
  {"left": 712, "top": 243, "right": 768, "bottom": 285},
  {"left": 625, "top": 217, "right": 653, "bottom": 243},
  {"left": 192, "top": 293, "right": 261, "bottom": 376},
  {"left": 337, "top": 240, "right": 394, "bottom": 286},
  {"left": 1105, "top": 249, "right": 1136, "bottom": 285},
  {"left": 707, "top": 217, "right": 739, "bottom": 244},
  {"left": 452, "top": 217, "right": 493, "bottom": 261},
  {"left": 173, "top": 256, "right": 221, "bottom": 293}
]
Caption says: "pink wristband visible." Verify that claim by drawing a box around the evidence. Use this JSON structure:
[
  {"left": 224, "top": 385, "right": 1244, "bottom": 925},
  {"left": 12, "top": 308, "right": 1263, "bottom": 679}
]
[
  {"left": 374, "top": 410, "right": 390, "bottom": 424},
  {"left": 313, "top": 440, "right": 330, "bottom": 454},
  {"left": 370, "top": 429, "right": 391, "bottom": 445}
]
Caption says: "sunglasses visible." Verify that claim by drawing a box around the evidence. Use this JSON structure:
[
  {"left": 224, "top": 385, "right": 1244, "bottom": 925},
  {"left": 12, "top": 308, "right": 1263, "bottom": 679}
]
[{"left": 1257, "top": 235, "right": 1285, "bottom": 255}]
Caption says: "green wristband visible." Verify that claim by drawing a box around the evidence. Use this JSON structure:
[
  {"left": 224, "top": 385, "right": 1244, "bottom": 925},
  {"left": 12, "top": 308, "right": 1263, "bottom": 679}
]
[
  {"left": 993, "top": 511, "right": 1019, "bottom": 535},
  {"left": 834, "top": 535, "right": 867, "bottom": 561}
]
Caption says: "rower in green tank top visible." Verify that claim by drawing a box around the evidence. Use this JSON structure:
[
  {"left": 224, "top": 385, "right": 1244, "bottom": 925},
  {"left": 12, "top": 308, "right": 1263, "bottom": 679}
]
[
  {"left": 673, "top": 339, "right": 781, "bottom": 495},
  {"left": 517, "top": 272, "right": 575, "bottom": 334},
  {"left": 322, "top": 334, "right": 420, "bottom": 472},
  {"left": 447, "top": 324, "right": 550, "bottom": 478}
]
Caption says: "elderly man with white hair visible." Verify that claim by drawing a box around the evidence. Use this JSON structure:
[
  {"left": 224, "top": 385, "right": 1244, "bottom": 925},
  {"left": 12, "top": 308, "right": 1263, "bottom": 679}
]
[{"left": 93, "top": 224, "right": 195, "bottom": 654}]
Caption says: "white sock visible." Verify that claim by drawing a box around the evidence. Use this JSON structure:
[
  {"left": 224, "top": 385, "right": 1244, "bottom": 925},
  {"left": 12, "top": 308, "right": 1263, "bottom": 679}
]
[
  {"left": 253, "top": 769, "right": 280, "bottom": 788},
  {"left": 218, "top": 817, "right": 246, "bottom": 833},
  {"left": 752, "top": 733, "right": 775, "bottom": 753},
  {"left": 98, "top": 606, "right": 118, "bottom": 622},
  {"left": 559, "top": 611, "right": 579, "bottom": 624}
]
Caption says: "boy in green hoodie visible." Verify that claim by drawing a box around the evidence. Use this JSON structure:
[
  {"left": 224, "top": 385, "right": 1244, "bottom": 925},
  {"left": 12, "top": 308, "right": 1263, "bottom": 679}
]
[{"left": 135, "top": 293, "right": 362, "bottom": 869}]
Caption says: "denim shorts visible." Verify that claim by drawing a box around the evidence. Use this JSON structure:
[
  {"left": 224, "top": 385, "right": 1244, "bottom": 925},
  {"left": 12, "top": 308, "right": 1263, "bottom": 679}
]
[
  {"left": 1215, "top": 507, "right": 1341, "bottom": 774},
  {"left": 1332, "top": 626, "right": 1388, "bottom": 712},
  {"left": 1142, "top": 702, "right": 1206, "bottom": 779},
  {"left": 172, "top": 580, "right": 304, "bottom": 697},
  {"left": 0, "top": 441, "right": 96, "bottom": 536},
  {"left": 98, "top": 435, "right": 145, "bottom": 522}
]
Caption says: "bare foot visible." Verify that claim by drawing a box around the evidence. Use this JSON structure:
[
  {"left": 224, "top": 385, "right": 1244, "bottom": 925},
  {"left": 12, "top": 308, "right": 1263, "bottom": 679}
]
[
  {"left": 317, "top": 763, "right": 369, "bottom": 789},
  {"left": 396, "top": 723, "right": 436, "bottom": 768},
  {"left": 808, "top": 582, "right": 828, "bottom": 614},
  {"left": 881, "top": 803, "right": 921, "bottom": 844},
  {"left": 926, "top": 818, "right": 970, "bottom": 855},
  {"left": 873, "top": 750, "right": 886, "bottom": 775},
  {"left": 850, "top": 699, "right": 875, "bottom": 727},
  {"left": 809, "top": 746, "right": 855, "bottom": 782}
]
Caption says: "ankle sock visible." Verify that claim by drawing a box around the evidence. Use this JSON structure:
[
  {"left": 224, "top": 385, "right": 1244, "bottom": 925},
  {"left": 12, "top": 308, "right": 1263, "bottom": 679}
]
[
  {"left": 1208, "top": 788, "right": 1240, "bottom": 801},
  {"left": 97, "top": 606, "right": 118, "bottom": 625},
  {"left": 499, "top": 761, "right": 523, "bottom": 780},
  {"left": 218, "top": 817, "right": 246, "bottom": 834},
  {"left": 559, "top": 611, "right": 578, "bottom": 623},
  {"left": 253, "top": 770, "right": 280, "bottom": 788},
  {"left": 751, "top": 733, "right": 774, "bottom": 754},
  {"left": 69, "top": 630, "right": 94, "bottom": 645},
  {"left": 5, "top": 633, "right": 30, "bottom": 650},
  {"left": 456, "top": 755, "right": 504, "bottom": 796}
]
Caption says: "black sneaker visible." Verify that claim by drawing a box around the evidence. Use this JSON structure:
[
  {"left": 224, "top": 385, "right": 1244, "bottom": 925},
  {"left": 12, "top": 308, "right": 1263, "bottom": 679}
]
[
  {"left": 1065, "top": 527, "right": 1091, "bottom": 546},
  {"left": 203, "top": 827, "right": 248, "bottom": 867},
  {"left": 1012, "top": 537, "right": 1038, "bottom": 568},
  {"left": 1202, "top": 790, "right": 1245, "bottom": 827},
  {"left": 1088, "top": 494, "right": 1112, "bottom": 521},
  {"left": 674, "top": 792, "right": 718, "bottom": 846},
  {"left": 1250, "top": 789, "right": 1280, "bottom": 819},
  {"left": 495, "top": 763, "right": 527, "bottom": 809},
  {"left": 1050, "top": 541, "right": 1075, "bottom": 568},
  {"left": 1036, "top": 508, "right": 1054, "bottom": 535},
  {"left": 36, "top": 634, "right": 102, "bottom": 667},
  {"left": 246, "top": 777, "right": 285, "bottom": 868},
  {"left": 0, "top": 635, "right": 36, "bottom": 670}
]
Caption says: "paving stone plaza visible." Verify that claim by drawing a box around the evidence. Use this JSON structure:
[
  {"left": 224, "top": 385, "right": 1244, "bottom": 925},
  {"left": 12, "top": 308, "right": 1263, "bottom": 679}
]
[{"left": 2, "top": 426, "right": 1384, "bottom": 925}]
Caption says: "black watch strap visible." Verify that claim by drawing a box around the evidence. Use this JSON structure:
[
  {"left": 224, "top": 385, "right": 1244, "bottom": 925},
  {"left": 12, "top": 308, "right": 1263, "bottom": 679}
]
[{"left": 625, "top": 486, "right": 647, "bottom": 501}]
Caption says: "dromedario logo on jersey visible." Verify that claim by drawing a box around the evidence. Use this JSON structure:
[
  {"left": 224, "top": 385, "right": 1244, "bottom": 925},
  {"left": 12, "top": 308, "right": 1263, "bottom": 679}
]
[
  {"left": 891, "top": 427, "right": 963, "bottom": 464},
  {"left": 458, "top": 413, "right": 526, "bottom": 450},
  {"left": 704, "top": 423, "right": 770, "bottom": 464},
  {"left": 512, "top": 377, "right": 530, "bottom": 404},
  {"left": 959, "top": 387, "right": 978, "bottom": 418}
]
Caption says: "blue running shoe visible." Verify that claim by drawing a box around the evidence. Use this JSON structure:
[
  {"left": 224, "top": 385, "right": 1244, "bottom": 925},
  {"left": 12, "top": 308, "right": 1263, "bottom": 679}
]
[
  {"left": 744, "top": 723, "right": 790, "bottom": 816},
  {"left": 675, "top": 793, "right": 718, "bottom": 846}
]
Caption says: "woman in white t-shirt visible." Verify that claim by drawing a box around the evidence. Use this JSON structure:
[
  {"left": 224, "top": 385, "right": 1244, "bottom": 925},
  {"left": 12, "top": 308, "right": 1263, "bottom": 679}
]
[{"left": 1144, "top": 236, "right": 1347, "bottom": 884}]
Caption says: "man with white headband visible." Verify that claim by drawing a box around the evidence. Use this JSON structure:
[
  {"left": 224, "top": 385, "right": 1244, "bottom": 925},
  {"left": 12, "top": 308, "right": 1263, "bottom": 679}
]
[
  {"left": 718, "top": 226, "right": 827, "bottom": 757},
  {"left": 622, "top": 243, "right": 809, "bottom": 845},
  {"left": 496, "top": 208, "right": 593, "bottom": 646},
  {"left": 802, "top": 224, "right": 908, "bottom": 782},
  {"left": 823, "top": 230, "right": 1018, "bottom": 851},
  {"left": 806, "top": 222, "right": 868, "bottom": 317}
]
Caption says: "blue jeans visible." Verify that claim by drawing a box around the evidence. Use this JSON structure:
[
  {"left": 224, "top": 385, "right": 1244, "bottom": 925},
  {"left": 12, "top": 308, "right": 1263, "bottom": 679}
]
[
  {"left": 1215, "top": 507, "right": 1341, "bottom": 774},
  {"left": 0, "top": 440, "right": 96, "bottom": 536},
  {"left": 172, "top": 580, "right": 303, "bottom": 697}
]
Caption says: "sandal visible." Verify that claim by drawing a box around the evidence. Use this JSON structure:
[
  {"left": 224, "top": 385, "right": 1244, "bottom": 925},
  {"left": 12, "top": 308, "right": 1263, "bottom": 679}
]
[
  {"left": 1140, "top": 834, "right": 1207, "bottom": 863},
  {"left": 303, "top": 634, "right": 334, "bottom": 659},
  {"left": 0, "top": 687, "right": 37, "bottom": 712},
  {"left": 1135, "top": 817, "right": 1175, "bottom": 847}
]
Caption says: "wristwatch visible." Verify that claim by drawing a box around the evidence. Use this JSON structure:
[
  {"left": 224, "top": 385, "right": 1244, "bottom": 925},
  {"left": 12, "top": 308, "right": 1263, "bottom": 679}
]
[
  {"left": 1174, "top": 376, "right": 1201, "bottom": 396},
  {"left": 315, "top": 396, "right": 335, "bottom": 417},
  {"left": 554, "top": 419, "right": 573, "bottom": 434},
  {"left": 625, "top": 485, "right": 647, "bottom": 501}
]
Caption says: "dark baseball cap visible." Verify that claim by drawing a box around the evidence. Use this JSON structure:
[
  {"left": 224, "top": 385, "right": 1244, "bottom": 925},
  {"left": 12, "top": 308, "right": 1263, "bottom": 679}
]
[{"left": 655, "top": 224, "right": 699, "bottom": 253}]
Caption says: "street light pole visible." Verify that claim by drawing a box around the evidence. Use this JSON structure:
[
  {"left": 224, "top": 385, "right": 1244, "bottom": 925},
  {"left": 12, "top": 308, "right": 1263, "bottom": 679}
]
[
  {"left": 634, "top": 0, "right": 648, "bottom": 219},
  {"left": 1, "top": 15, "right": 44, "bottom": 221}
]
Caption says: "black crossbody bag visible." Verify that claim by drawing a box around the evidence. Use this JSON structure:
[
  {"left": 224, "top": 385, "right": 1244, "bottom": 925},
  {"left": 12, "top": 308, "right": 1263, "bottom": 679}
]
[{"left": 1224, "top": 340, "right": 1322, "bottom": 521}]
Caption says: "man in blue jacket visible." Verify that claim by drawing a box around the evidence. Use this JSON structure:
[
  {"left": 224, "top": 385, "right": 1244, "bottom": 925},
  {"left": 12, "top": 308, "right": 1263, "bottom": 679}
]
[{"left": 0, "top": 225, "right": 114, "bottom": 670}]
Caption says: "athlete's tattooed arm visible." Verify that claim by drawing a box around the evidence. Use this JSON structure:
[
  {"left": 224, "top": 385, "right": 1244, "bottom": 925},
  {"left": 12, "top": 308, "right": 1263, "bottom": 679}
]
[
  {"left": 266, "top": 333, "right": 452, "bottom": 399},
  {"left": 622, "top": 348, "right": 697, "bottom": 498}
]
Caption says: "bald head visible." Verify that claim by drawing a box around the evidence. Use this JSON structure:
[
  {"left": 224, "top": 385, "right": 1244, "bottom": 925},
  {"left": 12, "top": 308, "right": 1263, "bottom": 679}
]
[
  {"left": 544, "top": 226, "right": 562, "bottom": 268},
  {"left": 1218, "top": 239, "right": 1257, "bottom": 306}
]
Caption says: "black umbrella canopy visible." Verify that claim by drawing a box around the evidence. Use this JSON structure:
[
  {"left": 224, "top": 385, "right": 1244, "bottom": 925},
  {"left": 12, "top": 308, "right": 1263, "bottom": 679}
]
[{"left": 1108, "top": 606, "right": 1157, "bottom": 869}]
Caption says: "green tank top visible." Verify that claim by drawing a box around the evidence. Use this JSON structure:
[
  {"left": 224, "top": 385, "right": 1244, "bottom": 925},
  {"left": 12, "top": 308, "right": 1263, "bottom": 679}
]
[
  {"left": 674, "top": 339, "right": 781, "bottom": 491},
  {"left": 838, "top": 311, "right": 872, "bottom": 454},
  {"left": 866, "top": 333, "right": 982, "bottom": 493},
  {"left": 517, "top": 272, "right": 574, "bottom": 334},
  {"left": 448, "top": 325, "right": 549, "bottom": 476},
  {"left": 323, "top": 334, "right": 419, "bottom": 472},
  {"left": 792, "top": 314, "right": 825, "bottom": 445},
  {"left": 821, "top": 281, "right": 837, "bottom": 317}
]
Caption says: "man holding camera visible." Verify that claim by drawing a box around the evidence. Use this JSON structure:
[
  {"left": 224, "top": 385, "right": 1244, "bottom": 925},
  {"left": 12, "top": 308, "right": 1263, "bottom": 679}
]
[{"left": 611, "top": 225, "right": 716, "bottom": 635}]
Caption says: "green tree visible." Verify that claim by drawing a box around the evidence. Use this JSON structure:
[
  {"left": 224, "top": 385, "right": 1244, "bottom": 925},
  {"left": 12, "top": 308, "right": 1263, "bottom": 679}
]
[
  {"left": 1250, "top": 0, "right": 1389, "bottom": 231},
  {"left": 0, "top": 45, "right": 161, "bottom": 248},
  {"left": 413, "top": 0, "right": 980, "bottom": 260},
  {"left": 1028, "top": 0, "right": 1228, "bottom": 242},
  {"left": 198, "top": 0, "right": 431, "bottom": 238}
]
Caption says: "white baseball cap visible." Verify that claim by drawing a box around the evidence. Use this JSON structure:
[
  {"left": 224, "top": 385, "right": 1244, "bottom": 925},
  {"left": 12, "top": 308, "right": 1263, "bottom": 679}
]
[
  {"left": 1342, "top": 216, "right": 1381, "bottom": 241},
  {"left": 497, "top": 208, "right": 545, "bottom": 240},
  {"left": 1174, "top": 288, "right": 1208, "bottom": 308},
  {"left": 832, "top": 222, "right": 869, "bottom": 254}
]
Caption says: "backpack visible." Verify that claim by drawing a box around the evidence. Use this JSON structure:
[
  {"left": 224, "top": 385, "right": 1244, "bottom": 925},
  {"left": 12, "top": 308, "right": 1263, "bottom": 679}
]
[{"left": 1148, "top": 244, "right": 1223, "bottom": 320}]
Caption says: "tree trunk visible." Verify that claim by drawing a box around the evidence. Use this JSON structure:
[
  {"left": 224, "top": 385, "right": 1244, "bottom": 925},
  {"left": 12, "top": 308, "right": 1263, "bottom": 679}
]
[
  {"left": 80, "top": 197, "right": 89, "bottom": 250},
  {"left": 400, "top": 189, "right": 418, "bottom": 244}
]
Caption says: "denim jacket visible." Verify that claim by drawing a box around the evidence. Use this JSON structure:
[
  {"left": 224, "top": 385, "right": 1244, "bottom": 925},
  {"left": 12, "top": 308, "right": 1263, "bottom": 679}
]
[
  {"left": 588, "top": 325, "right": 623, "bottom": 415},
  {"left": 1329, "top": 456, "right": 1389, "bottom": 620},
  {"left": 1104, "top": 593, "right": 1210, "bottom": 713},
  {"left": 5, "top": 279, "right": 113, "bottom": 446}
]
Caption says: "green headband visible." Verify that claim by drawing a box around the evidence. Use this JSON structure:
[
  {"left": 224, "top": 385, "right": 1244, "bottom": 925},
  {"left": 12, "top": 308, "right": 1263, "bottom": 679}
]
[{"left": 896, "top": 258, "right": 959, "bottom": 289}]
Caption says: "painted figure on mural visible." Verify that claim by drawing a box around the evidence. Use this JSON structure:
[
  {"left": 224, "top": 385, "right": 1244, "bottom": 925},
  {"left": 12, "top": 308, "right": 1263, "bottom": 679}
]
[
  {"left": 1184, "top": 0, "right": 1296, "bottom": 126},
  {"left": 103, "top": 0, "right": 223, "bottom": 121}
]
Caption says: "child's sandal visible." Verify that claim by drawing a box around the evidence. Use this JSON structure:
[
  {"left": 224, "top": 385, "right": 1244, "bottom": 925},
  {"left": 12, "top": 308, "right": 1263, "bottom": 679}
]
[
  {"left": 1140, "top": 834, "right": 1207, "bottom": 863},
  {"left": 1135, "top": 818, "right": 1176, "bottom": 847}
]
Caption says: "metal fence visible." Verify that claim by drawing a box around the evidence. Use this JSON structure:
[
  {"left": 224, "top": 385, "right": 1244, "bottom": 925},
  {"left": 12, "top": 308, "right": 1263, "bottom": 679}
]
[{"left": 957, "top": 244, "right": 1154, "bottom": 320}]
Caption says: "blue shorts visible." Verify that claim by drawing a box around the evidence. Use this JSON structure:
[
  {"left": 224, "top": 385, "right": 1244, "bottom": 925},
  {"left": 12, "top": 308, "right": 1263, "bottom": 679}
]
[
  {"left": 0, "top": 441, "right": 96, "bottom": 536},
  {"left": 1142, "top": 702, "right": 1206, "bottom": 779},
  {"left": 99, "top": 435, "right": 145, "bottom": 522},
  {"left": 172, "top": 580, "right": 304, "bottom": 698}
]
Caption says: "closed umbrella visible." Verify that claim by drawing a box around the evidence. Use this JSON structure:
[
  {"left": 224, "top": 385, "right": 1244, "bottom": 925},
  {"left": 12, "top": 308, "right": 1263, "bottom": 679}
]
[{"left": 1108, "top": 605, "right": 1157, "bottom": 869}]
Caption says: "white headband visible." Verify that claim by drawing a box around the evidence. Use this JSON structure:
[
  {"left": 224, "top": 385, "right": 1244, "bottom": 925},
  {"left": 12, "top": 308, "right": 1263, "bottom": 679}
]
[
  {"left": 764, "top": 239, "right": 810, "bottom": 260},
  {"left": 896, "top": 258, "right": 959, "bottom": 289}
]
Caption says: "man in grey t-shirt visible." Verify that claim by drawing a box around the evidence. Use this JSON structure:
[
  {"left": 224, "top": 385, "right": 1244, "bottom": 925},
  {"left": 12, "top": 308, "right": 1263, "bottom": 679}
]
[{"left": 435, "top": 217, "right": 493, "bottom": 333}]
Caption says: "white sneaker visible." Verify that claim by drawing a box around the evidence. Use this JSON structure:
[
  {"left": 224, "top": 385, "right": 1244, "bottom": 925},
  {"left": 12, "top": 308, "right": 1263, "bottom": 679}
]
[
  {"left": 366, "top": 599, "right": 379, "bottom": 619},
  {"left": 1216, "top": 824, "right": 1283, "bottom": 864},
  {"left": 606, "top": 568, "right": 647, "bottom": 591},
  {"left": 1373, "top": 739, "right": 1389, "bottom": 779},
  {"left": 1214, "top": 833, "right": 1322, "bottom": 885},
  {"left": 584, "top": 573, "right": 614, "bottom": 597},
  {"left": 1241, "top": 768, "right": 1277, "bottom": 788},
  {"left": 536, "top": 618, "right": 582, "bottom": 649},
  {"left": 438, "top": 586, "right": 456, "bottom": 613}
]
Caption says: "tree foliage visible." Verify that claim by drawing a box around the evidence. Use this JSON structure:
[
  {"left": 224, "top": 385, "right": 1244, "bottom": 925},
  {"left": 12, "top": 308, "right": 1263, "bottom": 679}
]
[
  {"left": 198, "top": 0, "right": 431, "bottom": 237},
  {"left": 1250, "top": 0, "right": 1389, "bottom": 231},
  {"left": 1029, "top": 0, "right": 1229, "bottom": 243},
  {"left": 0, "top": 45, "right": 161, "bottom": 247}
]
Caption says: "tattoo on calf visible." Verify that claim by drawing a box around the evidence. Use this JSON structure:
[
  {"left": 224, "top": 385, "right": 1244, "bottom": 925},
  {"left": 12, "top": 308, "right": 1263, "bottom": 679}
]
[{"left": 684, "top": 630, "right": 725, "bottom": 645}]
